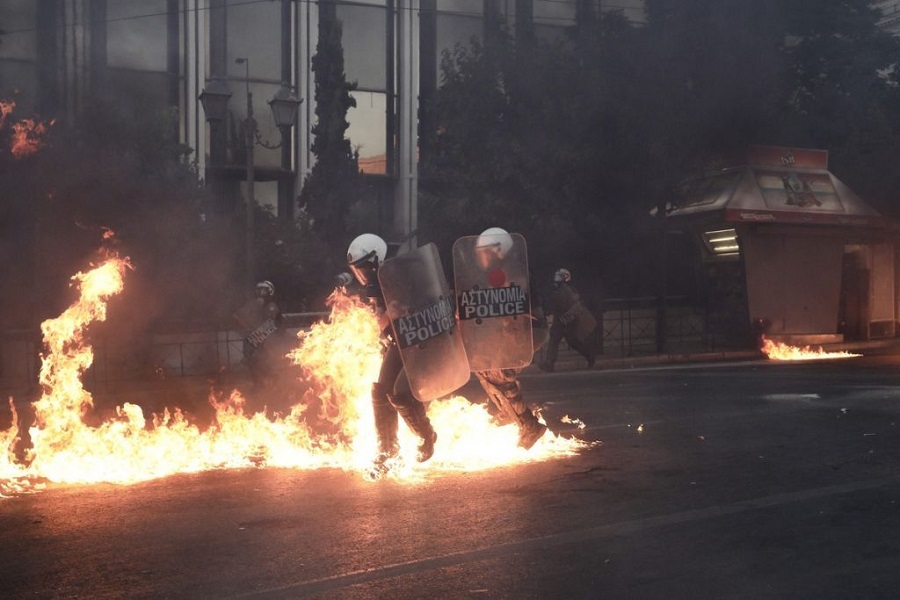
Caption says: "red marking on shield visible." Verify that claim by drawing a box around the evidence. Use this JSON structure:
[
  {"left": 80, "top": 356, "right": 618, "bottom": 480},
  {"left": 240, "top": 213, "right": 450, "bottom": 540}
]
[{"left": 487, "top": 268, "right": 507, "bottom": 287}]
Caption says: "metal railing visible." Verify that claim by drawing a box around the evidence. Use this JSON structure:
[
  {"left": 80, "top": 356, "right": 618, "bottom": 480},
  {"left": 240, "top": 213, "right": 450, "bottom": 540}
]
[
  {"left": 2, "top": 302, "right": 727, "bottom": 391},
  {"left": 599, "top": 296, "right": 709, "bottom": 357}
]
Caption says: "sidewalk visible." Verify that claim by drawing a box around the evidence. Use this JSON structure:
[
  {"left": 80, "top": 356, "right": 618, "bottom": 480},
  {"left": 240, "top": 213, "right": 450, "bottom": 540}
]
[{"left": 521, "top": 336, "right": 900, "bottom": 375}]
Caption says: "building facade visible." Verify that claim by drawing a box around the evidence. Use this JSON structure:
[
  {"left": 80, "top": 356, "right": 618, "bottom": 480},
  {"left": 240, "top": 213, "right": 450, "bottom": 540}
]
[{"left": 0, "top": 0, "right": 644, "bottom": 244}]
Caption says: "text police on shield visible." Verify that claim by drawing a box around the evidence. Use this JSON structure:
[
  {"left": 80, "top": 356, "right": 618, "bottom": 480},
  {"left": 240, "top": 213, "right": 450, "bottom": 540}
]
[
  {"left": 458, "top": 285, "right": 528, "bottom": 320},
  {"left": 394, "top": 296, "right": 456, "bottom": 348}
]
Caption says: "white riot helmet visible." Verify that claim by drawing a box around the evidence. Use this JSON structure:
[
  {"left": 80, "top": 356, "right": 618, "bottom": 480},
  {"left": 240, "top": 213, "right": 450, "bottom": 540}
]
[
  {"left": 256, "top": 280, "right": 275, "bottom": 297},
  {"left": 347, "top": 233, "right": 388, "bottom": 286},
  {"left": 475, "top": 227, "right": 514, "bottom": 269},
  {"left": 553, "top": 268, "right": 571, "bottom": 284}
]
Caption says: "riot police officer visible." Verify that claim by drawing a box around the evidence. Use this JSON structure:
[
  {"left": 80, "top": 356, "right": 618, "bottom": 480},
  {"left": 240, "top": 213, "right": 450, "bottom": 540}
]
[
  {"left": 460, "top": 227, "right": 547, "bottom": 450},
  {"left": 347, "top": 233, "right": 438, "bottom": 476},
  {"left": 540, "top": 268, "right": 597, "bottom": 372},
  {"left": 234, "top": 280, "right": 284, "bottom": 386}
]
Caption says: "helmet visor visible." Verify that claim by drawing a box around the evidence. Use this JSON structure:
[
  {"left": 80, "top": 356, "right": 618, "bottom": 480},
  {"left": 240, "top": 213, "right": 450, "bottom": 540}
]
[
  {"left": 350, "top": 261, "right": 378, "bottom": 287},
  {"left": 476, "top": 244, "right": 501, "bottom": 270}
]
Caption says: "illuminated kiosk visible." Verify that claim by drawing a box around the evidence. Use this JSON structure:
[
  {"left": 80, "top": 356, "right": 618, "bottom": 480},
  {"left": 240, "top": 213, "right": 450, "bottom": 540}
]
[{"left": 663, "top": 145, "right": 897, "bottom": 346}]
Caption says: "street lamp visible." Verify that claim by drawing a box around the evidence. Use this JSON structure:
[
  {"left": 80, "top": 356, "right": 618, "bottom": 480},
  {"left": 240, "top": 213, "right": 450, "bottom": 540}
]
[
  {"left": 199, "top": 62, "right": 302, "bottom": 284},
  {"left": 269, "top": 83, "right": 302, "bottom": 129},
  {"left": 198, "top": 77, "right": 232, "bottom": 121}
]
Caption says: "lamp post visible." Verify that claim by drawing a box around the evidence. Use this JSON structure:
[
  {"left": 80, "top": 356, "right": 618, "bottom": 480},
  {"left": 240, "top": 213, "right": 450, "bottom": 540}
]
[{"left": 199, "top": 64, "right": 301, "bottom": 285}]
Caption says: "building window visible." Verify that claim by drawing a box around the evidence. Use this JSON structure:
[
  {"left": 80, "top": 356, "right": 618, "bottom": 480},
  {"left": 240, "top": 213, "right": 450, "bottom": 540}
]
[
  {"left": 436, "top": 0, "right": 484, "bottom": 73},
  {"left": 339, "top": 3, "right": 387, "bottom": 89},
  {"left": 349, "top": 91, "right": 388, "bottom": 174},
  {"left": 107, "top": 1, "right": 168, "bottom": 71},
  {"left": 0, "top": 0, "right": 38, "bottom": 109},
  {"left": 337, "top": 1, "right": 391, "bottom": 175},
  {"left": 106, "top": 1, "right": 174, "bottom": 123},
  {"left": 226, "top": 0, "right": 282, "bottom": 82}
]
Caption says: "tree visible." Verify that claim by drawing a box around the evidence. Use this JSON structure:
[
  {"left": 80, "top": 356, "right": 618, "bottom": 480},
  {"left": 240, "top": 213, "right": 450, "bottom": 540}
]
[
  {"left": 639, "top": 0, "right": 900, "bottom": 215},
  {"left": 419, "top": 17, "right": 653, "bottom": 294},
  {"left": 776, "top": 0, "right": 900, "bottom": 215},
  {"left": 421, "top": 0, "right": 900, "bottom": 299},
  {"left": 298, "top": 6, "right": 364, "bottom": 243}
]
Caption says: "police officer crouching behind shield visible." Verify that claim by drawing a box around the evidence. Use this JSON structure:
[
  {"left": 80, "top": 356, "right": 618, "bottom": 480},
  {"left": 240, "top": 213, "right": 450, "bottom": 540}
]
[
  {"left": 347, "top": 233, "right": 438, "bottom": 477},
  {"left": 464, "top": 227, "right": 547, "bottom": 450}
]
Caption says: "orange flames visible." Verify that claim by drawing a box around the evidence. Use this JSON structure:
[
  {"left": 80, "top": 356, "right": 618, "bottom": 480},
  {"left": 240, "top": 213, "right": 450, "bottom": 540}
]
[
  {"left": 1, "top": 245, "right": 588, "bottom": 496},
  {"left": 0, "top": 100, "right": 12, "bottom": 128},
  {"left": 0, "top": 99, "right": 54, "bottom": 158},
  {"left": 760, "top": 335, "right": 860, "bottom": 361}
]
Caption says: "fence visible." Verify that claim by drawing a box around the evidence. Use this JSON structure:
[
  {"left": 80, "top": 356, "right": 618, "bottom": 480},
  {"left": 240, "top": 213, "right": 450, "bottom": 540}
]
[
  {"left": 2, "top": 301, "right": 731, "bottom": 392},
  {"left": 599, "top": 296, "right": 710, "bottom": 357}
]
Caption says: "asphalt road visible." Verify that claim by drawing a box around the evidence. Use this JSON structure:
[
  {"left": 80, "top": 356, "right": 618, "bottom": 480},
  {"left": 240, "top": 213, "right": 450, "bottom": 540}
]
[{"left": 4, "top": 355, "right": 900, "bottom": 599}]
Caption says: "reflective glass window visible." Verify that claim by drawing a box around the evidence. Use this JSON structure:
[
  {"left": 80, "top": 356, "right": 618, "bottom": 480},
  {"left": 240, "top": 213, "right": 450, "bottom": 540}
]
[
  {"left": 226, "top": 0, "right": 281, "bottom": 81},
  {"left": 336, "top": 4, "right": 387, "bottom": 90},
  {"left": 107, "top": 0, "right": 168, "bottom": 71},
  {"left": 533, "top": 0, "right": 575, "bottom": 27},
  {"left": 436, "top": 0, "right": 483, "bottom": 16},
  {"left": 229, "top": 81, "right": 285, "bottom": 169},
  {"left": 348, "top": 91, "right": 388, "bottom": 175},
  {"left": 435, "top": 15, "right": 482, "bottom": 75},
  {"left": 0, "top": 0, "right": 37, "bottom": 106}
]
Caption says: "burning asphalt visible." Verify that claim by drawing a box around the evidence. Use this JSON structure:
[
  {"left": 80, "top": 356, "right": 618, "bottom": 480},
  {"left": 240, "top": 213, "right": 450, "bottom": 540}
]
[{"left": 1, "top": 239, "right": 590, "bottom": 497}]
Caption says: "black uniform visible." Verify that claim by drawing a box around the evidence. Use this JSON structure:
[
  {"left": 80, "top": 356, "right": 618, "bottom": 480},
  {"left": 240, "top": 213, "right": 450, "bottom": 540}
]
[
  {"left": 234, "top": 294, "right": 284, "bottom": 386},
  {"left": 363, "top": 279, "right": 437, "bottom": 467},
  {"left": 541, "top": 280, "right": 597, "bottom": 371},
  {"left": 473, "top": 275, "right": 547, "bottom": 450}
]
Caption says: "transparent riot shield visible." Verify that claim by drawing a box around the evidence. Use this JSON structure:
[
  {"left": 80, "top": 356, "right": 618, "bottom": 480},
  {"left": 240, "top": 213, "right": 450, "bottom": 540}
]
[
  {"left": 378, "top": 243, "right": 471, "bottom": 401},
  {"left": 452, "top": 232, "right": 534, "bottom": 371}
]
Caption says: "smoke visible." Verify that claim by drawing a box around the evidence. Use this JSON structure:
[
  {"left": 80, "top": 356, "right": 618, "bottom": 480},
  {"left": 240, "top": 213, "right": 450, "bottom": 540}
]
[{"left": 1, "top": 101, "right": 245, "bottom": 343}]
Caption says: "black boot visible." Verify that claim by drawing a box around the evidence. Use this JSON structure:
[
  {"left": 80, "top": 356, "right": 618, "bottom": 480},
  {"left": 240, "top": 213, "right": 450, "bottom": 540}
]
[
  {"left": 370, "top": 385, "right": 400, "bottom": 478},
  {"left": 390, "top": 394, "right": 437, "bottom": 462},
  {"left": 517, "top": 409, "right": 547, "bottom": 450}
]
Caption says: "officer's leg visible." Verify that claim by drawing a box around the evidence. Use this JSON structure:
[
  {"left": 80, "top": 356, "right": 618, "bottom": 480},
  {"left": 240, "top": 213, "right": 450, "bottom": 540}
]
[
  {"left": 566, "top": 329, "right": 597, "bottom": 368},
  {"left": 540, "top": 323, "right": 564, "bottom": 371},
  {"left": 372, "top": 345, "right": 402, "bottom": 459},
  {"left": 476, "top": 369, "right": 546, "bottom": 449},
  {"left": 388, "top": 371, "right": 436, "bottom": 462}
]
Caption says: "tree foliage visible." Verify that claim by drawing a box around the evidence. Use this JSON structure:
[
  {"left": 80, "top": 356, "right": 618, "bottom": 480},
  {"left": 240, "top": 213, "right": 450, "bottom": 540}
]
[
  {"left": 421, "top": 0, "right": 900, "bottom": 297},
  {"left": 298, "top": 9, "right": 362, "bottom": 242}
]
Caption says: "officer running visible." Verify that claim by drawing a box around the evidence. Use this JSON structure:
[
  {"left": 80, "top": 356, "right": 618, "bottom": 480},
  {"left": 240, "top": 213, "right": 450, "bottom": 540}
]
[
  {"left": 453, "top": 227, "right": 547, "bottom": 450},
  {"left": 346, "top": 233, "right": 438, "bottom": 477},
  {"left": 540, "top": 268, "right": 598, "bottom": 372}
]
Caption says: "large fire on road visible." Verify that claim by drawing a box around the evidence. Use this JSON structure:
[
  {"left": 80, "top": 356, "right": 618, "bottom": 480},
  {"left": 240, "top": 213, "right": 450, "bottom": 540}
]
[
  {"left": 1, "top": 245, "right": 588, "bottom": 496},
  {"left": 760, "top": 335, "right": 861, "bottom": 361}
]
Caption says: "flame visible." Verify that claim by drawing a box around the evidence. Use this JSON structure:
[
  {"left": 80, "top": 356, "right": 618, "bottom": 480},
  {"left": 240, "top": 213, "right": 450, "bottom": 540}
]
[
  {"left": 0, "top": 245, "right": 589, "bottom": 496},
  {"left": 10, "top": 117, "right": 54, "bottom": 158},
  {"left": 0, "top": 98, "right": 54, "bottom": 158},
  {"left": 760, "top": 335, "right": 860, "bottom": 361},
  {"left": 0, "top": 100, "right": 13, "bottom": 128}
]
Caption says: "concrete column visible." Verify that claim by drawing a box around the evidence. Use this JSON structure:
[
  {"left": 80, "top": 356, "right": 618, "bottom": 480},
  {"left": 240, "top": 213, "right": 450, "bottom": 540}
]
[
  {"left": 296, "top": 0, "right": 318, "bottom": 197},
  {"left": 185, "top": 0, "right": 206, "bottom": 174},
  {"left": 394, "top": 0, "right": 419, "bottom": 251}
]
